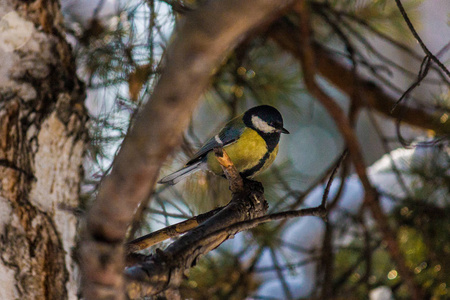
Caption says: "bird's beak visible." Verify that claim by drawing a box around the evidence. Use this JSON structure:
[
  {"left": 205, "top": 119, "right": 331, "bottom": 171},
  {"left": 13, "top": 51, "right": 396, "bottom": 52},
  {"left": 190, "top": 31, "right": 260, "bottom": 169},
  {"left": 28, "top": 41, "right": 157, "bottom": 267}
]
[{"left": 281, "top": 127, "right": 290, "bottom": 134}]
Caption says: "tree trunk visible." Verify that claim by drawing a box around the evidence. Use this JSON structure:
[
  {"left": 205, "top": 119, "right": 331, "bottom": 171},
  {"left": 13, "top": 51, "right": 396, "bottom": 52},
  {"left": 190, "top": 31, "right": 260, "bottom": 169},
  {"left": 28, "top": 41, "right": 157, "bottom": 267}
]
[{"left": 0, "top": 1, "right": 86, "bottom": 299}]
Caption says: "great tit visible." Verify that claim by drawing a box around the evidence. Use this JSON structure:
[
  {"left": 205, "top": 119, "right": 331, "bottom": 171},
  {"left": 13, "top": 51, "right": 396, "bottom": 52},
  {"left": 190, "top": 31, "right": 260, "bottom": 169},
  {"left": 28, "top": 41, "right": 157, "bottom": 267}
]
[{"left": 158, "top": 105, "right": 289, "bottom": 185}]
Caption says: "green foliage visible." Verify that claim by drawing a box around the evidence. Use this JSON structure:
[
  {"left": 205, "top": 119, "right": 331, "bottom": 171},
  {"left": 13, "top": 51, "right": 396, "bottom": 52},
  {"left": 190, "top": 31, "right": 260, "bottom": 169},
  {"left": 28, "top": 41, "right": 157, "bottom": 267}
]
[
  {"left": 330, "top": 144, "right": 450, "bottom": 298},
  {"left": 212, "top": 40, "right": 305, "bottom": 115},
  {"left": 179, "top": 254, "right": 260, "bottom": 300},
  {"left": 392, "top": 202, "right": 450, "bottom": 298}
]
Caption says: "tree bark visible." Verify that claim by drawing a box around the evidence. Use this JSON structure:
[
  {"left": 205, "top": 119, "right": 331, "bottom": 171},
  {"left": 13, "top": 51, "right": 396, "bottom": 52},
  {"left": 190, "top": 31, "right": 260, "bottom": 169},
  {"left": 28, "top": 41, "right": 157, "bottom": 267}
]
[{"left": 0, "top": 1, "right": 86, "bottom": 299}]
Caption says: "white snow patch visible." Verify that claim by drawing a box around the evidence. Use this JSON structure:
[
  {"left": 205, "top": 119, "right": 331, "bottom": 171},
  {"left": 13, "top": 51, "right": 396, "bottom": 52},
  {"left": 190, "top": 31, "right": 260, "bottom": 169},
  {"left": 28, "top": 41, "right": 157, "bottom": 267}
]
[
  {"left": 370, "top": 286, "right": 394, "bottom": 300},
  {"left": 254, "top": 144, "right": 449, "bottom": 299}
]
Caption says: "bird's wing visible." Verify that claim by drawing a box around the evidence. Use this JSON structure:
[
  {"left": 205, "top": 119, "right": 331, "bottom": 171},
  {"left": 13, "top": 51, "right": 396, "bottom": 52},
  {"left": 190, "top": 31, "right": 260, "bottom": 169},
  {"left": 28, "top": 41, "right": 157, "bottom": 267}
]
[{"left": 186, "top": 115, "right": 245, "bottom": 165}]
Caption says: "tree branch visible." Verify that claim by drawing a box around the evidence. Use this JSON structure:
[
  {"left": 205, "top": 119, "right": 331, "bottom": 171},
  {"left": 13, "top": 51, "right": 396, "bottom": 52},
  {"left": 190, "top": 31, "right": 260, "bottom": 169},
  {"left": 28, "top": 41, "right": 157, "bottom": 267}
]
[
  {"left": 125, "top": 203, "right": 330, "bottom": 298},
  {"left": 213, "top": 147, "right": 244, "bottom": 192},
  {"left": 282, "top": 4, "right": 425, "bottom": 298},
  {"left": 269, "top": 19, "right": 450, "bottom": 135},
  {"left": 321, "top": 149, "right": 348, "bottom": 209},
  {"left": 126, "top": 147, "right": 244, "bottom": 253},
  {"left": 80, "top": 0, "right": 296, "bottom": 299},
  {"left": 125, "top": 154, "right": 268, "bottom": 297},
  {"left": 394, "top": 0, "right": 450, "bottom": 78},
  {"left": 126, "top": 206, "right": 223, "bottom": 253},
  {"left": 294, "top": 0, "right": 372, "bottom": 192},
  {"left": 124, "top": 142, "right": 348, "bottom": 298},
  {"left": 122, "top": 132, "right": 353, "bottom": 298}
]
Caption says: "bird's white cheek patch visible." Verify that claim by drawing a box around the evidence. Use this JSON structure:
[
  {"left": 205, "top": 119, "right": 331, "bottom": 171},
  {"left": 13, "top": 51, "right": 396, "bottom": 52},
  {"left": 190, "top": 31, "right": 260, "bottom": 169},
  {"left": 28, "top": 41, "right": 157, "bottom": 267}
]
[{"left": 251, "top": 115, "right": 276, "bottom": 133}]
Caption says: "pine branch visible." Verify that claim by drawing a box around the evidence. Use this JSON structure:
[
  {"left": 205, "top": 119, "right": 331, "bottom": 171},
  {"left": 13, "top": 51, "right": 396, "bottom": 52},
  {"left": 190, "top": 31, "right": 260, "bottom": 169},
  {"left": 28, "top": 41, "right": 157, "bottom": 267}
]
[
  {"left": 269, "top": 19, "right": 450, "bottom": 135},
  {"left": 284, "top": 3, "right": 424, "bottom": 298},
  {"left": 80, "top": 0, "right": 297, "bottom": 299}
]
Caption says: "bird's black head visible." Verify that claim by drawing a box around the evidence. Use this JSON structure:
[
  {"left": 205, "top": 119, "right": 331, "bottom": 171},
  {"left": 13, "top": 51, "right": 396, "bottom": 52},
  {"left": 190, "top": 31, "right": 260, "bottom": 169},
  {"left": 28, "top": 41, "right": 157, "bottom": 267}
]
[
  {"left": 243, "top": 105, "right": 289, "bottom": 135},
  {"left": 243, "top": 105, "right": 289, "bottom": 152}
]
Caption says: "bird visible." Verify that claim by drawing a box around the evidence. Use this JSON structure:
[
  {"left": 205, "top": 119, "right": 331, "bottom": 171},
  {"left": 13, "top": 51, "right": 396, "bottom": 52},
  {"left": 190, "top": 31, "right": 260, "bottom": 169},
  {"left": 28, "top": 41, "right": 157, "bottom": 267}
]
[{"left": 158, "top": 105, "right": 289, "bottom": 185}]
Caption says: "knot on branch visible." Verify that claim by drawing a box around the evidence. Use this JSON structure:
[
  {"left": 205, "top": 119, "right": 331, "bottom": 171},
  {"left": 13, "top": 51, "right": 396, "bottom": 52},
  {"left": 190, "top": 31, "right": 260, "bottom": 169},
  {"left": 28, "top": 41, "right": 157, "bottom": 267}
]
[{"left": 239, "top": 178, "right": 268, "bottom": 219}]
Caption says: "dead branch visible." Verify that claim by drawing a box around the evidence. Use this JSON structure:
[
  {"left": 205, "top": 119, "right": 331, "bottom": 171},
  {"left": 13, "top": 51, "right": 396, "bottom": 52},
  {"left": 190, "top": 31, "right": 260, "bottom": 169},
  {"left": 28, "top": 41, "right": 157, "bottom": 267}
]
[
  {"left": 126, "top": 147, "right": 243, "bottom": 253},
  {"left": 125, "top": 150, "right": 268, "bottom": 298},
  {"left": 124, "top": 202, "right": 330, "bottom": 298},
  {"left": 79, "top": 0, "right": 297, "bottom": 299},
  {"left": 126, "top": 206, "right": 223, "bottom": 253},
  {"left": 124, "top": 143, "right": 348, "bottom": 298}
]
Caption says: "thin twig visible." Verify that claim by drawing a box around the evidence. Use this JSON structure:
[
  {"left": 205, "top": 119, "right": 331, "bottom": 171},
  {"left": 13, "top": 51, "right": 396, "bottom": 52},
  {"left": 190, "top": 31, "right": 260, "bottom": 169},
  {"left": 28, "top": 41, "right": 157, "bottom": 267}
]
[
  {"left": 254, "top": 256, "right": 320, "bottom": 273},
  {"left": 394, "top": 0, "right": 450, "bottom": 78},
  {"left": 294, "top": 3, "right": 424, "bottom": 299},
  {"left": 269, "top": 247, "right": 294, "bottom": 300},
  {"left": 391, "top": 55, "right": 431, "bottom": 113},
  {"left": 321, "top": 149, "right": 348, "bottom": 208},
  {"left": 294, "top": 1, "right": 372, "bottom": 191},
  {"left": 268, "top": 19, "right": 450, "bottom": 135},
  {"left": 313, "top": 2, "right": 450, "bottom": 85}
]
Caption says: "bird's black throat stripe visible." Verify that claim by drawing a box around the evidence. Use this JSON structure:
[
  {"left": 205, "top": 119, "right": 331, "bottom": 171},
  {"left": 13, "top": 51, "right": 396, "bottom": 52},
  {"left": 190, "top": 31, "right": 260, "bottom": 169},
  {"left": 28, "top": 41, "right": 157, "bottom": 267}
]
[
  {"left": 241, "top": 151, "right": 271, "bottom": 178},
  {"left": 259, "top": 132, "right": 280, "bottom": 152}
]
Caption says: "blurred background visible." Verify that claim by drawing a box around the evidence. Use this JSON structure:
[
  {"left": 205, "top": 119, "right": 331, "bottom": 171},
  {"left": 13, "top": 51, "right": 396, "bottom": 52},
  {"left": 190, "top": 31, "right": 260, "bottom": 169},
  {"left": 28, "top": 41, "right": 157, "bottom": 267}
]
[{"left": 62, "top": 0, "right": 449, "bottom": 299}]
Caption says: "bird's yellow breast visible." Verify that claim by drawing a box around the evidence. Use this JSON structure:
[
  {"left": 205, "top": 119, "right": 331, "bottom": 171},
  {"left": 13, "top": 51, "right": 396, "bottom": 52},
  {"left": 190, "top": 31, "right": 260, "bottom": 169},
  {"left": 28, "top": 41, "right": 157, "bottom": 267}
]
[{"left": 206, "top": 128, "right": 279, "bottom": 176}]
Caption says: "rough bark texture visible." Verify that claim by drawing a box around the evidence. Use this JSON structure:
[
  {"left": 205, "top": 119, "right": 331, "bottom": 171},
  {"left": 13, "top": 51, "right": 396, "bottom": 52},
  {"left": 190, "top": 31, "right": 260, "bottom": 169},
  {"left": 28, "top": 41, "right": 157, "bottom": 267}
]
[{"left": 0, "top": 0, "right": 87, "bottom": 299}]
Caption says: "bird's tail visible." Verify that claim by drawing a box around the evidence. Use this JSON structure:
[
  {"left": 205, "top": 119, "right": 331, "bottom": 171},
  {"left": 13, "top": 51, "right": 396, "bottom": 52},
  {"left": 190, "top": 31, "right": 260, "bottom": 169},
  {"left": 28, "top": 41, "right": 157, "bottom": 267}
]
[{"left": 158, "top": 161, "right": 205, "bottom": 185}]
